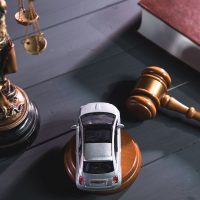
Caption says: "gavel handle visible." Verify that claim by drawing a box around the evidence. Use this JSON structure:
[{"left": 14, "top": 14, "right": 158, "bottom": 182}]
[{"left": 160, "top": 94, "right": 200, "bottom": 121}]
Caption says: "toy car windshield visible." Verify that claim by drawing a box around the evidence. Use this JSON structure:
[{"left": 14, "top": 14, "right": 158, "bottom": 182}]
[
  {"left": 81, "top": 113, "right": 115, "bottom": 125},
  {"left": 83, "top": 161, "right": 114, "bottom": 174}
]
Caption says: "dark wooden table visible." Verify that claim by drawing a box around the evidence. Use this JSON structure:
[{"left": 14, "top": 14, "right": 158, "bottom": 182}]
[{"left": 1, "top": 0, "right": 200, "bottom": 199}]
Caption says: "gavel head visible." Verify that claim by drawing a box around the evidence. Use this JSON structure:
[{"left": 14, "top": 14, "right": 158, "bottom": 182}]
[{"left": 126, "top": 66, "right": 171, "bottom": 120}]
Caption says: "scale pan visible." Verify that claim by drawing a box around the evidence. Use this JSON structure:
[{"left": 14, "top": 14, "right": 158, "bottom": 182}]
[
  {"left": 15, "top": 8, "right": 39, "bottom": 26},
  {"left": 23, "top": 34, "right": 47, "bottom": 55}
]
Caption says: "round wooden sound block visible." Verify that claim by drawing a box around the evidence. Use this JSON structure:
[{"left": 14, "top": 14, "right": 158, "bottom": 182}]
[{"left": 64, "top": 130, "right": 142, "bottom": 194}]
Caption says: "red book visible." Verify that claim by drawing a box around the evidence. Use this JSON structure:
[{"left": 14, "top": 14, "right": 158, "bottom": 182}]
[
  {"left": 138, "top": 0, "right": 200, "bottom": 71},
  {"left": 139, "top": 0, "right": 200, "bottom": 45}
]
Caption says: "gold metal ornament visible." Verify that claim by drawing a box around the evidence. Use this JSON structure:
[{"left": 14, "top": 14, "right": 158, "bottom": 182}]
[
  {"left": 0, "top": 0, "right": 40, "bottom": 153},
  {"left": 23, "top": 33, "right": 47, "bottom": 55},
  {"left": 15, "top": 0, "right": 39, "bottom": 26},
  {"left": 0, "top": 79, "right": 29, "bottom": 131},
  {"left": 15, "top": 0, "right": 47, "bottom": 55}
]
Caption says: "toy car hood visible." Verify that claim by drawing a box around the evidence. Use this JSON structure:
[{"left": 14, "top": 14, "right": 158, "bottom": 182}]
[{"left": 80, "top": 102, "right": 120, "bottom": 116}]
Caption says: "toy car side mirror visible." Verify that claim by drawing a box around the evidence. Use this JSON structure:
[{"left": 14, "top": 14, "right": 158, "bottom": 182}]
[
  {"left": 117, "top": 123, "right": 124, "bottom": 129},
  {"left": 71, "top": 125, "right": 78, "bottom": 130}
]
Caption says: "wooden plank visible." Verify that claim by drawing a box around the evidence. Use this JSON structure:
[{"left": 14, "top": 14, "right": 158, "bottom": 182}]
[
  {"left": 0, "top": 1, "right": 200, "bottom": 199},
  {"left": 8, "top": 0, "right": 141, "bottom": 88},
  {"left": 121, "top": 140, "right": 200, "bottom": 200},
  {"left": 6, "top": 0, "right": 127, "bottom": 39},
  {"left": 20, "top": 50, "right": 199, "bottom": 166},
  {"left": 0, "top": 133, "right": 76, "bottom": 200},
  {"left": 25, "top": 50, "right": 145, "bottom": 144},
  {"left": 1, "top": 53, "right": 200, "bottom": 200},
  {"left": 0, "top": 132, "right": 129, "bottom": 200},
  {"left": 0, "top": 124, "right": 200, "bottom": 199},
  {"left": 6, "top": 12, "right": 200, "bottom": 166}
]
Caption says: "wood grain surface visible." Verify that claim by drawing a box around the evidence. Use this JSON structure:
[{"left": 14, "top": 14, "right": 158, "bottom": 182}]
[{"left": 0, "top": 0, "right": 200, "bottom": 199}]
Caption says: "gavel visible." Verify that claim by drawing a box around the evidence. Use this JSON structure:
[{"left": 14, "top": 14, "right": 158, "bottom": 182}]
[{"left": 126, "top": 66, "right": 200, "bottom": 121}]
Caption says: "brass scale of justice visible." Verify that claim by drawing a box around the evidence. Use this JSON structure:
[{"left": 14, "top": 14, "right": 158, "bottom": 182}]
[
  {"left": 15, "top": 0, "right": 47, "bottom": 54},
  {"left": 0, "top": 0, "right": 47, "bottom": 155}
]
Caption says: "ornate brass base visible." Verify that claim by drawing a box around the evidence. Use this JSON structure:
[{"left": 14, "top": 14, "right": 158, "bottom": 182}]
[
  {"left": 0, "top": 81, "right": 40, "bottom": 155},
  {"left": 0, "top": 85, "right": 29, "bottom": 130},
  {"left": 64, "top": 130, "right": 142, "bottom": 194},
  {"left": 0, "top": 102, "right": 39, "bottom": 155}
]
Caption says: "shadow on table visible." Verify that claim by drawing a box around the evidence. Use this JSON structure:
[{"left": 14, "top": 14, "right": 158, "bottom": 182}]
[
  {"left": 0, "top": 153, "right": 22, "bottom": 174},
  {"left": 3, "top": 147, "right": 125, "bottom": 200},
  {"left": 103, "top": 79, "right": 147, "bottom": 128},
  {"left": 104, "top": 80, "right": 138, "bottom": 121}
]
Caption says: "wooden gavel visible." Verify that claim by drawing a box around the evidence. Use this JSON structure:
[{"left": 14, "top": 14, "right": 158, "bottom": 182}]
[{"left": 126, "top": 66, "right": 200, "bottom": 121}]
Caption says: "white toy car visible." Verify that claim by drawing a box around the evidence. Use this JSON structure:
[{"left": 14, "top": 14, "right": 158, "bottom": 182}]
[{"left": 72, "top": 102, "right": 124, "bottom": 191}]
